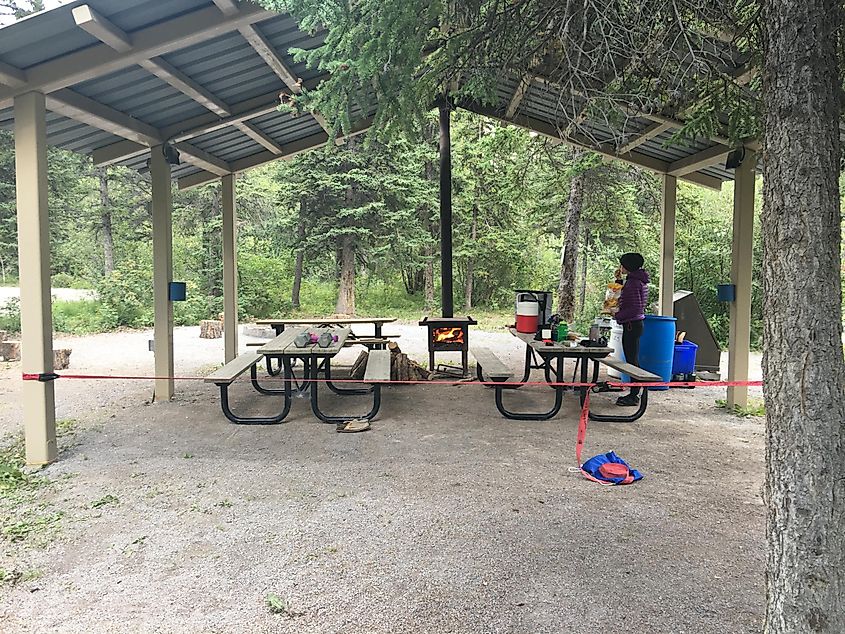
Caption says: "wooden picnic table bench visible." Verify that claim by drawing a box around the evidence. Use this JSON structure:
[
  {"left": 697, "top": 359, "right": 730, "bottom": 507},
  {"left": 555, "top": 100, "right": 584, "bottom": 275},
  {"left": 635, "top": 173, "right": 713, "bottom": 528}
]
[{"left": 207, "top": 327, "right": 390, "bottom": 426}]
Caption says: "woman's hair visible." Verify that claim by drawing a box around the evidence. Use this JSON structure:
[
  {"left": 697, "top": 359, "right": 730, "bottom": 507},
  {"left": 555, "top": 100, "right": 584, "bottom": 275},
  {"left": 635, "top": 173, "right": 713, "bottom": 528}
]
[{"left": 620, "top": 252, "right": 645, "bottom": 271}]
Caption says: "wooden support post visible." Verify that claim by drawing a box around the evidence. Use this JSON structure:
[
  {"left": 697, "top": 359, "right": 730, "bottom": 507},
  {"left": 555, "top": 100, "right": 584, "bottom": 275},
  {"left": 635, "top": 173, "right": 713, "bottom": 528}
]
[
  {"left": 439, "top": 101, "right": 454, "bottom": 318},
  {"left": 727, "top": 150, "right": 756, "bottom": 408},
  {"left": 221, "top": 174, "right": 238, "bottom": 362},
  {"left": 150, "top": 145, "right": 175, "bottom": 401},
  {"left": 15, "top": 91, "right": 57, "bottom": 466},
  {"left": 659, "top": 174, "right": 677, "bottom": 316}
]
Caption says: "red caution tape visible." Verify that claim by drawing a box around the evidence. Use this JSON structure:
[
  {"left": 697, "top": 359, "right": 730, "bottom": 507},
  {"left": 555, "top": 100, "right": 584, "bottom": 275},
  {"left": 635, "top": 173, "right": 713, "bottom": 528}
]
[{"left": 21, "top": 372, "right": 763, "bottom": 389}]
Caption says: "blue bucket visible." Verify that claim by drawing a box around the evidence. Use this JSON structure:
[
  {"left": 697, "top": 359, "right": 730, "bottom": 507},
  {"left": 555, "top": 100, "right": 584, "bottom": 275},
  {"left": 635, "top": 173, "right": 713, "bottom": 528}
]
[
  {"left": 628, "top": 315, "right": 676, "bottom": 391},
  {"left": 672, "top": 341, "right": 699, "bottom": 375}
]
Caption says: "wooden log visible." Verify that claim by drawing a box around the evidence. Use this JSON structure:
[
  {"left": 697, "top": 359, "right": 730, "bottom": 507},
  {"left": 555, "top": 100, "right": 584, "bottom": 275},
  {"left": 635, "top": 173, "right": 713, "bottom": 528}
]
[
  {"left": 0, "top": 340, "right": 21, "bottom": 361},
  {"left": 350, "top": 350, "right": 369, "bottom": 380},
  {"left": 200, "top": 319, "right": 223, "bottom": 339},
  {"left": 53, "top": 348, "right": 72, "bottom": 370}
]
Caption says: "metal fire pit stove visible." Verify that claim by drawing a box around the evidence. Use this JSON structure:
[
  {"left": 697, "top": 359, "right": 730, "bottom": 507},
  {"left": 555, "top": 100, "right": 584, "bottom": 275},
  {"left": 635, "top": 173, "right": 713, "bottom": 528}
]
[{"left": 419, "top": 316, "right": 477, "bottom": 376}]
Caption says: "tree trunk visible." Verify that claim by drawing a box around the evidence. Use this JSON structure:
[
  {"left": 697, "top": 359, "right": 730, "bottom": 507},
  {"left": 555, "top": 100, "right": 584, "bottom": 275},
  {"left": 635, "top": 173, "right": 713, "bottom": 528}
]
[
  {"left": 335, "top": 235, "right": 355, "bottom": 315},
  {"left": 97, "top": 168, "right": 114, "bottom": 276},
  {"left": 292, "top": 209, "right": 305, "bottom": 309},
  {"left": 465, "top": 205, "right": 477, "bottom": 311},
  {"left": 423, "top": 156, "right": 437, "bottom": 314},
  {"left": 578, "top": 228, "right": 589, "bottom": 316},
  {"left": 424, "top": 256, "right": 435, "bottom": 313},
  {"left": 762, "top": 0, "right": 845, "bottom": 630},
  {"left": 207, "top": 189, "right": 222, "bottom": 297},
  {"left": 557, "top": 170, "right": 585, "bottom": 321}
]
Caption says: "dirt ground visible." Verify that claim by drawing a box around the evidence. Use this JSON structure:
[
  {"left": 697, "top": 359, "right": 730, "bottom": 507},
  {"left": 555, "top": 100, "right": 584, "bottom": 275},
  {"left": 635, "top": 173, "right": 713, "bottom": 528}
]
[{"left": 0, "top": 323, "right": 765, "bottom": 633}]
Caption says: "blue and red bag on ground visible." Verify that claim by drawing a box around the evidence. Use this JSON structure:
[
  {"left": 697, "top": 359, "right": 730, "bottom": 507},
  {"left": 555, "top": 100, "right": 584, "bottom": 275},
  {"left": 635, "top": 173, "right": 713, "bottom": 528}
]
[
  {"left": 580, "top": 451, "right": 643, "bottom": 485},
  {"left": 575, "top": 393, "right": 643, "bottom": 486}
]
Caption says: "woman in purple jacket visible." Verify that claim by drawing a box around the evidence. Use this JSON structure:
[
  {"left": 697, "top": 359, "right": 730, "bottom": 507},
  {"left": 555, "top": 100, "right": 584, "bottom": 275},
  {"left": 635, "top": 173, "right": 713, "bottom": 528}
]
[{"left": 614, "top": 253, "right": 649, "bottom": 406}]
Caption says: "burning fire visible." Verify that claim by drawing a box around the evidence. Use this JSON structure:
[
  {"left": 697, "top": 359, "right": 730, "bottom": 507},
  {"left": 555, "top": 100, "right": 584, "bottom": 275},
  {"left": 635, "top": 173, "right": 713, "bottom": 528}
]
[{"left": 433, "top": 327, "right": 464, "bottom": 344}]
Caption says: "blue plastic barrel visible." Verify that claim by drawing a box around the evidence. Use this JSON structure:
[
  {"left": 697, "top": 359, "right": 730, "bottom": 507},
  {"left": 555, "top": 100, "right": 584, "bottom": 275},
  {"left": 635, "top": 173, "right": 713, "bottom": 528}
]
[
  {"left": 672, "top": 341, "right": 699, "bottom": 375},
  {"left": 637, "top": 315, "right": 677, "bottom": 390}
]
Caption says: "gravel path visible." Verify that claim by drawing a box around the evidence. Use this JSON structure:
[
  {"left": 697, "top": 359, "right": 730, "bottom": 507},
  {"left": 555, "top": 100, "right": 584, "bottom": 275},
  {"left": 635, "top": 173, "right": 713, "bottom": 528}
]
[
  {"left": 0, "top": 287, "right": 96, "bottom": 304},
  {"left": 0, "top": 322, "right": 765, "bottom": 633}
]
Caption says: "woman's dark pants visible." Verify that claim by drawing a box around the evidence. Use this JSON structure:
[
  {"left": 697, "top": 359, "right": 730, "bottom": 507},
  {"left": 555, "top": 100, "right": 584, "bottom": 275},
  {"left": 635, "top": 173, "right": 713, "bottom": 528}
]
[{"left": 622, "top": 319, "right": 644, "bottom": 396}]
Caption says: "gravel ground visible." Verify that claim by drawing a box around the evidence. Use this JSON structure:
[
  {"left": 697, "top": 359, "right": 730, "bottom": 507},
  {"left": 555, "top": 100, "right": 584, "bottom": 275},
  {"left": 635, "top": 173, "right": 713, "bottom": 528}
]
[
  {"left": 0, "top": 287, "right": 96, "bottom": 304},
  {"left": 0, "top": 322, "right": 765, "bottom": 633}
]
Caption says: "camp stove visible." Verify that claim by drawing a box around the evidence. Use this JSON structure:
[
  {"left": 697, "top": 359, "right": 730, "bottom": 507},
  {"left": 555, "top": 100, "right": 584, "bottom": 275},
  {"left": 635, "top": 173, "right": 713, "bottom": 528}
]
[{"left": 419, "top": 316, "right": 477, "bottom": 375}]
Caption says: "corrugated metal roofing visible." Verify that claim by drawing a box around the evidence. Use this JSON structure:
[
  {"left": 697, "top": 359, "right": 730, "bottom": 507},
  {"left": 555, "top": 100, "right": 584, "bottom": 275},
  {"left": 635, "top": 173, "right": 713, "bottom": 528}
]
[{"left": 0, "top": 0, "right": 747, "bottom": 186}]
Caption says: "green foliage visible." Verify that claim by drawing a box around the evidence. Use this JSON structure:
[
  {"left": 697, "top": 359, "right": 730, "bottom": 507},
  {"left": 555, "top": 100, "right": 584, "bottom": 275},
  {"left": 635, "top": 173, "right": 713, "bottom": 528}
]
[
  {"left": 715, "top": 399, "right": 766, "bottom": 418},
  {"left": 52, "top": 300, "right": 106, "bottom": 335},
  {"left": 96, "top": 260, "right": 154, "bottom": 329},
  {"left": 0, "top": 297, "right": 20, "bottom": 333}
]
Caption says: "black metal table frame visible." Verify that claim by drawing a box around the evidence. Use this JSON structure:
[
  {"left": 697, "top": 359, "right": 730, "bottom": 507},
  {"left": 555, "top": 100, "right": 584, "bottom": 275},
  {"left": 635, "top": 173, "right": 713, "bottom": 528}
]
[
  {"left": 480, "top": 344, "right": 648, "bottom": 423},
  {"left": 216, "top": 354, "right": 381, "bottom": 425}
]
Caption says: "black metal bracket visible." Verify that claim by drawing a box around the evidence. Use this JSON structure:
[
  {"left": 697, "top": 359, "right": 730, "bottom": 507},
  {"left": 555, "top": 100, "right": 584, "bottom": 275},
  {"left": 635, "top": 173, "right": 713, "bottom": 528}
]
[{"left": 36, "top": 372, "right": 61, "bottom": 382}]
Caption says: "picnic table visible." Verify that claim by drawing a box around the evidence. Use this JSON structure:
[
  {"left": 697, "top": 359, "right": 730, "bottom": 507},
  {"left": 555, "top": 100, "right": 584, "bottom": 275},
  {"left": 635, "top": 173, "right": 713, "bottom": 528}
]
[
  {"left": 205, "top": 326, "right": 390, "bottom": 425},
  {"left": 254, "top": 318, "right": 398, "bottom": 376},
  {"left": 255, "top": 317, "right": 396, "bottom": 338},
  {"left": 472, "top": 328, "right": 658, "bottom": 423}
]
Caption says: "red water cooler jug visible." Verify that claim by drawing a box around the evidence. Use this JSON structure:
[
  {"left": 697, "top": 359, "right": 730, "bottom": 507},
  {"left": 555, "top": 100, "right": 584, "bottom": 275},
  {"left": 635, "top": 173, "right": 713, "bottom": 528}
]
[{"left": 516, "top": 300, "right": 539, "bottom": 333}]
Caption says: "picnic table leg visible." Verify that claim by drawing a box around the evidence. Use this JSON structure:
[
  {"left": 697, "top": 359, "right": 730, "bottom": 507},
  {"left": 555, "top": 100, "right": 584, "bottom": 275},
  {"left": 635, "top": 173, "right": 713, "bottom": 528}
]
[
  {"left": 579, "top": 359, "right": 648, "bottom": 423},
  {"left": 265, "top": 356, "right": 282, "bottom": 377},
  {"left": 250, "top": 362, "right": 286, "bottom": 395},
  {"left": 375, "top": 323, "right": 383, "bottom": 338},
  {"left": 492, "top": 355, "right": 564, "bottom": 421},
  {"left": 309, "top": 358, "right": 382, "bottom": 423},
  {"left": 216, "top": 362, "right": 292, "bottom": 425}
]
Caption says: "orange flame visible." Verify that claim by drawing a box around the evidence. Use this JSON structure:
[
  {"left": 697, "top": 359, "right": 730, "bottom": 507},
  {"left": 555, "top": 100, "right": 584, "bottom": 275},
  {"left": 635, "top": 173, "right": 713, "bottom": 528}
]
[{"left": 433, "top": 327, "right": 464, "bottom": 344}]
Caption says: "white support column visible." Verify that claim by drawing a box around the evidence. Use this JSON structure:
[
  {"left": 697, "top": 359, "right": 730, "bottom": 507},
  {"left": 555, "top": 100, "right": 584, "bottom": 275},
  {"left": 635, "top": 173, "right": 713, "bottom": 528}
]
[
  {"left": 221, "top": 174, "right": 238, "bottom": 362},
  {"left": 14, "top": 91, "right": 56, "bottom": 466},
  {"left": 659, "top": 174, "right": 677, "bottom": 316},
  {"left": 727, "top": 150, "right": 756, "bottom": 408},
  {"left": 150, "top": 146, "right": 174, "bottom": 400}
]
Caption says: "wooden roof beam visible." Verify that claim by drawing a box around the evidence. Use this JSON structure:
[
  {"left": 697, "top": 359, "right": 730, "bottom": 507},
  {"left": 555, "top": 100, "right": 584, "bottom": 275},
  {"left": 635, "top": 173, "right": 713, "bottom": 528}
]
[
  {"left": 212, "top": 0, "right": 240, "bottom": 17},
  {"left": 0, "top": 2, "right": 273, "bottom": 109},
  {"left": 72, "top": 5, "right": 132, "bottom": 53},
  {"left": 618, "top": 121, "right": 674, "bottom": 155},
  {"left": 175, "top": 141, "right": 232, "bottom": 176},
  {"left": 238, "top": 23, "right": 333, "bottom": 136},
  {"left": 234, "top": 121, "right": 284, "bottom": 154},
  {"left": 139, "top": 57, "right": 231, "bottom": 117},
  {"left": 91, "top": 88, "right": 295, "bottom": 165},
  {"left": 667, "top": 144, "right": 733, "bottom": 176},
  {"left": 505, "top": 74, "right": 532, "bottom": 119},
  {"left": 461, "top": 101, "right": 722, "bottom": 190},
  {"left": 179, "top": 116, "right": 374, "bottom": 190},
  {"left": 0, "top": 60, "right": 27, "bottom": 88},
  {"left": 73, "top": 4, "right": 231, "bottom": 117},
  {"left": 46, "top": 88, "right": 162, "bottom": 146}
]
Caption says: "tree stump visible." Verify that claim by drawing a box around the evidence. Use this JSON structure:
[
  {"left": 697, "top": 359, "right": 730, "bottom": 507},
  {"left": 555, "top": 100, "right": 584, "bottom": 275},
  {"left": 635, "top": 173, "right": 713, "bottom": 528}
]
[
  {"left": 200, "top": 320, "right": 223, "bottom": 339},
  {"left": 0, "top": 341, "right": 21, "bottom": 362},
  {"left": 54, "top": 349, "right": 72, "bottom": 370}
]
